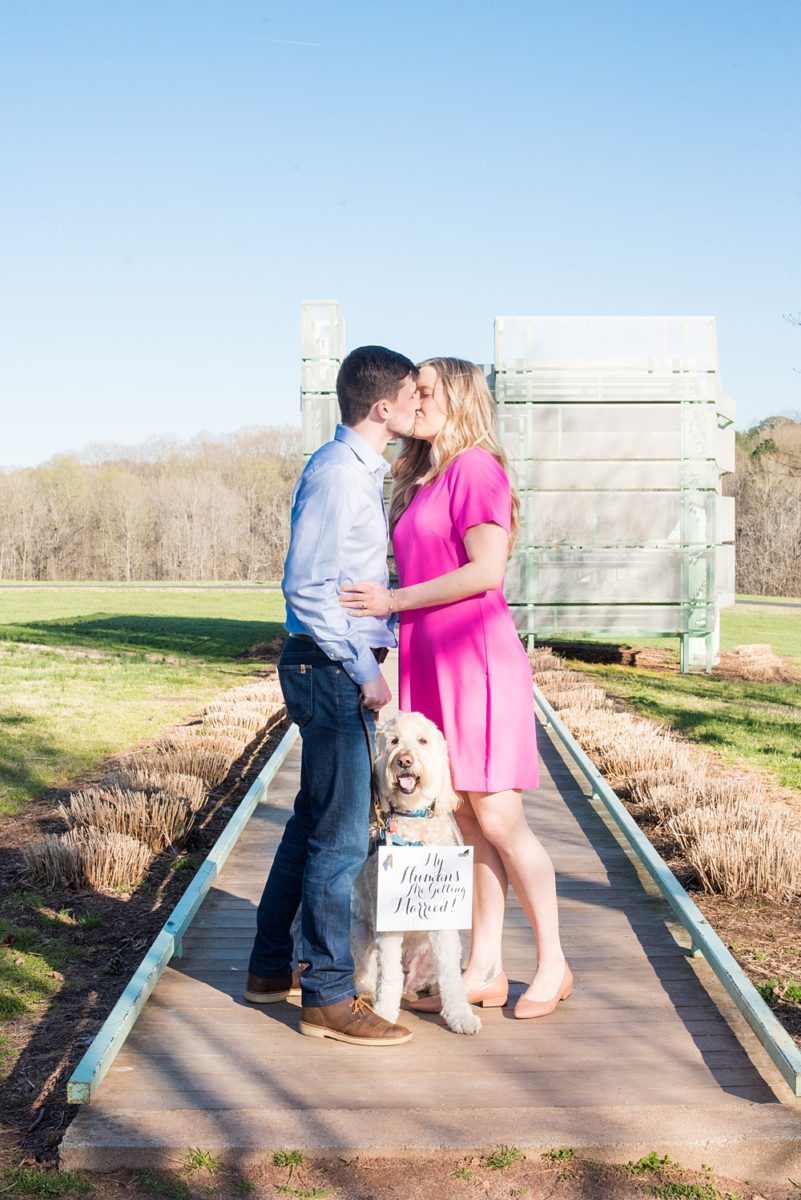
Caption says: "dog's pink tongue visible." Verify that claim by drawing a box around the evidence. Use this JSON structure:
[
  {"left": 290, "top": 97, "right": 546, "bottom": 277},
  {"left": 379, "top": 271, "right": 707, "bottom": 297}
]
[{"left": 398, "top": 775, "right": 417, "bottom": 793}]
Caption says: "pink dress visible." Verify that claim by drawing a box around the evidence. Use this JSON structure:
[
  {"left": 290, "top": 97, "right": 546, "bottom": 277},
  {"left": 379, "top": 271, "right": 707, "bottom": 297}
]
[{"left": 393, "top": 446, "right": 539, "bottom": 793}]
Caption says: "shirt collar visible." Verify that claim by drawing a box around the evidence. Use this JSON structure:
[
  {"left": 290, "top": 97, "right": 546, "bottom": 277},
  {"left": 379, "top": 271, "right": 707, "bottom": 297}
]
[{"left": 335, "top": 423, "right": 390, "bottom": 477}]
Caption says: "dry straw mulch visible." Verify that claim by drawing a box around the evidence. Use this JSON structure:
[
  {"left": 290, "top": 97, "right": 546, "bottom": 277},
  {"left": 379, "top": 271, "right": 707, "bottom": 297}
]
[
  {"left": 531, "top": 644, "right": 801, "bottom": 1046},
  {"left": 59, "top": 788, "right": 196, "bottom": 853},
  {"left": 23, "top": 676, "right": 285, "bottom": 893},
  {"left": 531, "top": 646, "right": 801, "bottom": 903},
  {"left": 715, "top": 642, "right": 801, "bottom": 683},
  {"left": 23, "top": 828, "right": 154, "bottom": 892}
]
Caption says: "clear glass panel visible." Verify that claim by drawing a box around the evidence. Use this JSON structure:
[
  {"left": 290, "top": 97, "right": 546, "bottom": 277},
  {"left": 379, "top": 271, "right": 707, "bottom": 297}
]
[
  {"left": 505, "top": 547, "right": 716, "bottom": 604},
  {"left": 301, "top": 393, "right": 339, "bottom": 455},
  {"left": 494, "top": 371, "right": 718, "bottom": 406},
  {"left": 515, "top": 489, "right": 690, "bottom": 547},
  {"left": 498, "top": 403, "right": 718, "bottom": 461},
  {"left": 301, "top": 301, "right": 346, "bottom": 361},
  {"left": 301, "top": 360, "right": 339, "bottom": 393},
  {"left": 716, "top": 543, "right": 736, "bottom": 594},
  {"left": 717, "top": 392, "right": 735, "bottom": 424},
  {"left": 509, "top": 602, "right": 715, "bottom": 636},
  {"left": 510, "top": 459, "right": 719, "bottom": 491},
  {"left": 516, "top": 491, "right": 716, "bottom": 548},
  {"left": 715, "top": 424, "right": 736, "bottom": 473},
  {"left": 717, "top": 496, "right": 735, "bottom": 543},
  {"left": 495, "top": 316, "right": 718, "bottom": 374}
]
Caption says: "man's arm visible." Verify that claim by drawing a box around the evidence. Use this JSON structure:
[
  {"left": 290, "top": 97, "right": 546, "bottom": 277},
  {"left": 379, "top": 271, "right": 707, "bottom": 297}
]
[{"left": 283, "top": 463, "right": 382, "bottom": 686}]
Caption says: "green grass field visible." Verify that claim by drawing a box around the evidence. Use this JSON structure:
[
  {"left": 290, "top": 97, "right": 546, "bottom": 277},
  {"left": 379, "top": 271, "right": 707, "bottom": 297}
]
[
  {"left": 1, "top": 586, "right": 799, "bottom": 815},
  {"left": 0, "top": 586, "right": 285, "bottom": 814},
  {"left": 562, "top": 604, "right": 801, "bottom": 792},
  {"left": 737, "top": 592, "right": 801, "bottom": 605},
  {"left": 569, "top": 662, "right": 801, "bottom": 791},
  {"left": 723, "top": 602, "right": 801, "bottom": 662}
]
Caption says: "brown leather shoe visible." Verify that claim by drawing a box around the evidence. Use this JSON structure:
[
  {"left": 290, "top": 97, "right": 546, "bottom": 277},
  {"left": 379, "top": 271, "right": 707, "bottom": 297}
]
[
  {"left": 299, "top": 995, "right": 412, "bottom": 1046},
  {"left": 244, "top": 969, "right": 302, "bottom": 1004}
]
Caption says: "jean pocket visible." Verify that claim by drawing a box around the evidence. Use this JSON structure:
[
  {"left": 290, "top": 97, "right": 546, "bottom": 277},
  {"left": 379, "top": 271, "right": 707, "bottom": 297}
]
[{"left": 278, "top": 664, "right": 314, "bottom": 727}]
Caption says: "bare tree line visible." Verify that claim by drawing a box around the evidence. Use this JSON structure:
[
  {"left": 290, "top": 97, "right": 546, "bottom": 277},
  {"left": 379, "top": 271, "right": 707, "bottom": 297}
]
[
  {"left": 0, "top": 427, "right": 303, "bottom": 582},
  {"left": 1, "top": 416, "right": 799, "bottom": 596},
  {"left": 728, "top": 414, "right": 801, "bottom": 596}
]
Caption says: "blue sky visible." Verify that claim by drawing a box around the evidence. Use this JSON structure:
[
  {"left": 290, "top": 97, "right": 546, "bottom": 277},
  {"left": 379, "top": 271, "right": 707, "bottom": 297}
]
[{"left": 1, "top": 0, "right": 799, "bottom": 468}]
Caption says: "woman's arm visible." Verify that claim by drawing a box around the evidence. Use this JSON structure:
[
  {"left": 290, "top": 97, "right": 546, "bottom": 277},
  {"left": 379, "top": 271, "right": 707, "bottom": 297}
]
[{"left": 339, "top": 522, "right": 509, "bottom": 618}]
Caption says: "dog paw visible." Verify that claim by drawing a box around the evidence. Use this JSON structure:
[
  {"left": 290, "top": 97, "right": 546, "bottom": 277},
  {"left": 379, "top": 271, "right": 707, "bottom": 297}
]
[{"left": 445, "top": 1007, "right": 482, "bottom": 1035}]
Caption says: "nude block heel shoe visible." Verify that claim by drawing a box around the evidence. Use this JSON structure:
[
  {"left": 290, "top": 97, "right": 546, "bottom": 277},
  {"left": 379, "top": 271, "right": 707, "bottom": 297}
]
[
  {"left": 409, "top": 972, "right": 509, "bottom": 1012},
  {"left": 513, "top": 962, "right": 573, "bottom": 1019}
]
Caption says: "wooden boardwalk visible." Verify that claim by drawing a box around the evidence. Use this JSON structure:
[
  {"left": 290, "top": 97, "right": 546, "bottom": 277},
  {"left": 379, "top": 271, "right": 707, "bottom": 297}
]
[{"left": 62, "top": 658, "right": 801, "bottom": 1176}]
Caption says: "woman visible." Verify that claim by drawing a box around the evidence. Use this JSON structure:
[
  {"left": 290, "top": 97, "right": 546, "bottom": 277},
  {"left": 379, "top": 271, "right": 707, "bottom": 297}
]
[{"left": 340, "top": 357, "right": 571, "bottom": 1019}]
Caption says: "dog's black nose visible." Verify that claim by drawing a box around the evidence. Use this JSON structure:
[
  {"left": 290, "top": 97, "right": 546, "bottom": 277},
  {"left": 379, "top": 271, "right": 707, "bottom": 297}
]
[{"left": 397, "top": 752, "right": 414, "bottom": 769}]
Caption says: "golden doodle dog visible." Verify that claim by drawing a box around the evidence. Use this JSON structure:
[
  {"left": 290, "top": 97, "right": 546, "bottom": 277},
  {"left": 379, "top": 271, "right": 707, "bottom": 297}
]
[{"left": 351, "top": 711, "right": 481, "bottom": 1035}]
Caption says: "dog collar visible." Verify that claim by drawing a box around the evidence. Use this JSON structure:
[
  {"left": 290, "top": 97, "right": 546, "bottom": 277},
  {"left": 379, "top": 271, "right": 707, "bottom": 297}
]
[
  {"left": 386, "top": 806, "right": 434, "bottom": 819},
  {"left": 370, "top": 824, "right": 424, "bottom": 852},
  {"left": 379, "top": 828, "right": 423, "bottom": 848}
]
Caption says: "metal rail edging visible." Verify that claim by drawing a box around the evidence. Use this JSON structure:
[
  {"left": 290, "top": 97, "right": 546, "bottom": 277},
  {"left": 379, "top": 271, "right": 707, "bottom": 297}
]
[
  {"left": 67, "top": 721, "right": 300, "bottom": 1104},
  {"left": 534, "top": 684, "right": 801, "bottom": 1098}
]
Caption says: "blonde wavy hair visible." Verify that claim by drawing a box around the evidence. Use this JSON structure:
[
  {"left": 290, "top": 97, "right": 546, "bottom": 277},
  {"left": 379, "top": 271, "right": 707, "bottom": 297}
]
[{"left": 389, "top": 357, "right": 519, "bottom": 553}]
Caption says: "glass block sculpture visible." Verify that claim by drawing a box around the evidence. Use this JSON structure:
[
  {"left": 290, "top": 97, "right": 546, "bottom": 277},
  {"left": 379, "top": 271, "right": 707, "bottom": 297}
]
[
  {"left": 495, "top": 317, "right": 735, "bottom": 670},
  {"left": 299, "top": 307, "right": 735, "bottom": 672},
  {"left": 300, "top": 301, "right": 346, "bottom": 455}
]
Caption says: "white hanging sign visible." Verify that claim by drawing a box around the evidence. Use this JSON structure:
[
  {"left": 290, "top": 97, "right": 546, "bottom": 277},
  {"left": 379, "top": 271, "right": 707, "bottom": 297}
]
[{"left": 376, "top": 845, "right": 474, "bottom": 931}]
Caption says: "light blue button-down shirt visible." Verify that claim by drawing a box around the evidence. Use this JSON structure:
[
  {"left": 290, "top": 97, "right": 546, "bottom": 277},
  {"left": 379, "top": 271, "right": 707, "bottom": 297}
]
[{"left": 282, "top": 424, "right": 396, "bottom": 684}]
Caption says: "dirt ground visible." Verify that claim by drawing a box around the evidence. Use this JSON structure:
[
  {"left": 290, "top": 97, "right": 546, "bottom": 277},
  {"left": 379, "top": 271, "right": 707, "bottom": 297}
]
[
  {"left": 545, "top": 639, "right": 800, "bottom": 682},
  {"left": 0, "top": 712, "right": 290, "bottom": 1164},
  {"left": 1, "top": 1150, "right": 799, "bottom": 1200},
  {"left": 621, "top": 801, "right": 801, "bottom": 1048}
]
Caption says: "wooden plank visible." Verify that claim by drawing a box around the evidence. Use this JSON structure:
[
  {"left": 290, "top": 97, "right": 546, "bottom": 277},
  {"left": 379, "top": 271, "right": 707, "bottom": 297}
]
[
  {"left": 146, "top": 981, "right": 719, "bottom": 1012},
  {"left": 186, "top": 907, "right": 673, "bottom": 929},
  {"left": 122, "top": 1028, "right": 744, "bottom": 1058},
  {"left": 89, "top": 1071, "right": 774, "bottom": 1111},
  {"left": 104, "top": 1053, "right": 764, "bottom": 1095},
  {"left": 175, "top": 948, "right": 692, "bottom": 968},
  {"left": 181, "top": 924, "right": 684, "bottom": 947},
  {"left": 152, "top": 998, "right": 714, "bottom": 1032},
  {"left": 143, "top": 996, "right": 728, "bottom": 1027},
  {"left": 162, "top": 962, "right": 704, "bottom": 987},
  {"left": 206, "top": 878, "right": 650, "bottom": 899}
]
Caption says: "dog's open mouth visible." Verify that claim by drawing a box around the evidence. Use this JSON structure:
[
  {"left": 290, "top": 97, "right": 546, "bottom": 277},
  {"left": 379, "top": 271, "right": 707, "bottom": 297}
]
[{"left": 394, "top": 771, "right": 419, "bottom": 795}]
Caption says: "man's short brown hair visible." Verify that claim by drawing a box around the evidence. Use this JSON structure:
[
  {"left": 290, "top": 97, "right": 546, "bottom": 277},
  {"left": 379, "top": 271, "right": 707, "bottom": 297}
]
[{"left": 336, "top": 346, "right": 418, "bottom": 426}]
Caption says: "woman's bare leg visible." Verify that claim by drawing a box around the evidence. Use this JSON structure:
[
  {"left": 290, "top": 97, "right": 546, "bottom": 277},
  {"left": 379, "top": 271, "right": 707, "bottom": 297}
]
[
  {"left": 454, "top": 798, "right": 508, "bottom": 989},
  {"left": 467, "top": 789, "right": 566, "bottom": 1002}
]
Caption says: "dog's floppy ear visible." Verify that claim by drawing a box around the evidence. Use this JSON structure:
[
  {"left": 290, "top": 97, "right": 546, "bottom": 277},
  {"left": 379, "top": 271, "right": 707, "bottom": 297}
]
[
  {"left": 431, "top": 726, "right": 462, "bottom": 815},
  {"left": 373, "top": 718, "right": 396, "bottom": 814},
  {"left": 374, "top": 717, "right": 396, "bottom": 758}
]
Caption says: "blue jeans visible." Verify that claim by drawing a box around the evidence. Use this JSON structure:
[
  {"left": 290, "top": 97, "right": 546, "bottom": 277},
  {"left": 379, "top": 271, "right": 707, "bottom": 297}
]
[{"left": 248, "top": 637, "right": 375, "bottom": 1007}]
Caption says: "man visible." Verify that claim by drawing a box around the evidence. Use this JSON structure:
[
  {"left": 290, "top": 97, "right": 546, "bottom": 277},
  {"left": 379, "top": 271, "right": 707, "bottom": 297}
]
[{"left": 245, "top": 345, "right": 420, "bottom": 1046}]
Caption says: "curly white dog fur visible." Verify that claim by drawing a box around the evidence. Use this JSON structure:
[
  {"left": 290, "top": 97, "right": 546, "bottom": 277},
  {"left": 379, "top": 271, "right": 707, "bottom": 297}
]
[{"left": 352, "top": 712, "right": 481, "bottom": 1036}]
